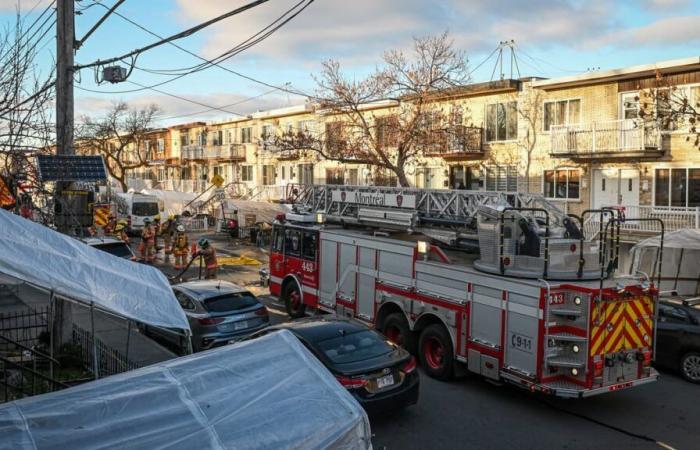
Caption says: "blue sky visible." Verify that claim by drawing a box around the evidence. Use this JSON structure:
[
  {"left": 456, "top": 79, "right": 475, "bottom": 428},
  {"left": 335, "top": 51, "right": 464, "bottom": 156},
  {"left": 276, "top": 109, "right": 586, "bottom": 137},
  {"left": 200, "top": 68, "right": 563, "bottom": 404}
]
[{"left": 3, "top": 0, "right": 700, "bottom": 125}]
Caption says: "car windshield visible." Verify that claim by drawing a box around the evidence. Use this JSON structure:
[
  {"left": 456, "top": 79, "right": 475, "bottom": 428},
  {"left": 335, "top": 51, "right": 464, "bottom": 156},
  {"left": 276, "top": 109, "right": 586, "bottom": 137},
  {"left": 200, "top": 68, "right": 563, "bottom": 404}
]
[
  {"left": 133, "top": 202, "right": 159, "bottom": 216},
  {"left": 316, "top": 330, "right": 393, "bottom": 364},
  {"left": 92, "top": 242, "right": 132, "bottom": 258},
  {"left": 203, "top": 292, "right": 258, "bottom": 313}
]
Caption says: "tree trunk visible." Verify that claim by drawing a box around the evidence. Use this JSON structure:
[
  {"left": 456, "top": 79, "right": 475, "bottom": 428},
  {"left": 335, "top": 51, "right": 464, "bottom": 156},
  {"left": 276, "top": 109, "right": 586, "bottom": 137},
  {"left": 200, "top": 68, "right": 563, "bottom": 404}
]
[
  {"left": 117, "top": 177, "right": 128, "bottom": 193},
  {"left": 395, "top": 166, "right": 411, "bottom": 187}
]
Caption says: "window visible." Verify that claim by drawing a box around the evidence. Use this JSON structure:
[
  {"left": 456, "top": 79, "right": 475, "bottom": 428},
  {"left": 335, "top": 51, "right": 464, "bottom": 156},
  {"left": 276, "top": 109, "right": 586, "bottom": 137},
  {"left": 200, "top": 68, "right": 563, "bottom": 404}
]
[
  {"left": 261, "top": 125, "right": 273, "bottom": 141},
  {"left": 284, "top": 228, "right": 301, "bottom": 257},
  {"left": 228, "top": 129, "right": 237, "bottom": 144},
  {"left": 262, "top": 165, "right": 275, "bottom": 185},
  {"left": 655, "top": 168, "right": 700, "bottom": 207},
  {"left": 325, "top": 168, "right": 344, "bottom": 185},
  {"left": 203, "top": 293, "right": 258, "bottom": 313},
  {"left": 485, "top": 165, "right": 517, "bottom": 192},
  {"left": 450, "top": 165, "right": 482, "bottom": 190},
  {"left": 213, "top": 130, "right": 223, "bottom": 146},
  {"left": 544, "top": 169, "right": 580, "bottom": 199},
  {"left": 655, "top": 87, "right": 690, "bottom": 131},
  {"left": 299, "top": 120, "right": 316, "bottom": 136},
  {"left": 302, "top": 231, "right": 318, "bottom": 261},
  {"left": 486, "top": 101, "right": 517, "bottom": 141},
  {"left": 241, "top": 165, "right": 253, "bottom": 182},
  {"left": 281, "top": 166, "right": 286, "bottom": 180},
  {"left": 298, "top": 163, "right": 314, "bottom": 185},
  {"left": 543, "top": 99, "right": 581, "bottom": 131},
  {"left": 621, "top": 93, "right": 640, "bottom": 120},
  {"left": 157, "top": 139, "right": 165, "bottom": 153},
  {"left": 659, "top": 303, "right": 690, "bottom": 325},
  {"left": 271, "top": 226, "right": 284, "bottom": 253},
  {"left": 316, "top": 330, "right": 392, "bottom": 364},
  {"left": 241, "top": 127, "right": 253, "bottom": 144},
  {"left": 175, "top": 292, "right": 196, "bottom": 311},
  {"left": 157, "top": 168, "right": 166, "bottom": 181}
]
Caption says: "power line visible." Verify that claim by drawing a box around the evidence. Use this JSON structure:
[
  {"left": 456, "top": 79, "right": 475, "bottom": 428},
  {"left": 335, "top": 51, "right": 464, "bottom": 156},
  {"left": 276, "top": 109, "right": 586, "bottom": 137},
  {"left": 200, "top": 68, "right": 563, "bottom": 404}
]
[
  {"left": 0, "top": 1, "right": 56, "bottom": 64},
  {"left": 155, "top": 87, "right": 283, "bottom": 121},
  {"left": 73, "top": 0, "right": 273, "bottom": 70}
]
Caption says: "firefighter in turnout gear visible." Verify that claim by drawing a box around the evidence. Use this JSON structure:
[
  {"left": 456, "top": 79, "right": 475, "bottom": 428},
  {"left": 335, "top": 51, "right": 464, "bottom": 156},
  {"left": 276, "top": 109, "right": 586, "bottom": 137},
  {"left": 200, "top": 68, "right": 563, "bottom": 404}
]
[
  {"left": 196, "top": 238, "right": 218, "bottom": 279},
  {"left": 104, "top": 214, "right": 117, "bottom": 234},
  {"left": 160, "top": 214, "right": 176, "bottom": 261},
  {"left": 139, "top": 217, "right": 156, "bottom": 263},
  {"left": 172, "top": 225, "right": 189, "bottom": 269},
  {"left": 153, "top": 214, "right": 161, "bottom": 255},
  {"left": 113, "top": 220, "right": 130, "bottom": 245}
]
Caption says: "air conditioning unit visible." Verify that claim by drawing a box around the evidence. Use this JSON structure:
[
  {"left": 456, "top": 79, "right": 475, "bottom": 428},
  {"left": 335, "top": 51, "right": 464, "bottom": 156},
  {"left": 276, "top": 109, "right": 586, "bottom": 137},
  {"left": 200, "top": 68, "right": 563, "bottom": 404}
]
[{"left": 103, "top": 66, "right": 128, "bottom": 83}]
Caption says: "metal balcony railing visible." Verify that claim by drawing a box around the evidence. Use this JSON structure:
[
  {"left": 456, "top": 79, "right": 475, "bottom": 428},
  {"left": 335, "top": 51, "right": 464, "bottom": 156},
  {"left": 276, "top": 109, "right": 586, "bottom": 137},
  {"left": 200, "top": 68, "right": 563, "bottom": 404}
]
[
  {"left": 181, "top": 144, "right": 204, "bottom": 160},
  {"left": 583, "top": 204, "right": 700, "bottom": 239},
  {"left": 202, "top": 143, "right": 246, "bottom": 160},
  {"left": 550, "top": 119, "right": 661, "bottom": 157}
]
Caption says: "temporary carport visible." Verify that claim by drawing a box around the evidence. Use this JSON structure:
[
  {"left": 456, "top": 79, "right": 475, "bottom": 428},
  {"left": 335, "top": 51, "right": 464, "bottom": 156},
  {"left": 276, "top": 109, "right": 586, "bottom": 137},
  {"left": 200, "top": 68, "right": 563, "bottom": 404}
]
[
  {"left": 630, "top": 229, "right": 700, "bottom": 296},
  {"left": 0, "top": 209, "right": 190, "bottom": 359},
  {"left": 0, "top": 330, "right": 372, "bottom": 450}
]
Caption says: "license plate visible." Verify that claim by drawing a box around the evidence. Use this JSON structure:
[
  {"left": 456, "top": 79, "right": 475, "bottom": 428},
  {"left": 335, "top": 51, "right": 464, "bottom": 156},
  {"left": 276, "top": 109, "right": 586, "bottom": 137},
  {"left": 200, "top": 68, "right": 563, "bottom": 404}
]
[
  {"left": 376, "top": 374, "right": 394, "bottom": 389},
  {"left": 234, "top": 321, "right": 248, "bottom": 330}
]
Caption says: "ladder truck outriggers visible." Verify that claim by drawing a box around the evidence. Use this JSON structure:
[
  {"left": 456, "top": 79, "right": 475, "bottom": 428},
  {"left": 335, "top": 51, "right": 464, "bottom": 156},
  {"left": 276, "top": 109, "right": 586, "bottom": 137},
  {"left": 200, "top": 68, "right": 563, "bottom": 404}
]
[{"left": 264, "top": 184, "right": 662, "bottom": 398}]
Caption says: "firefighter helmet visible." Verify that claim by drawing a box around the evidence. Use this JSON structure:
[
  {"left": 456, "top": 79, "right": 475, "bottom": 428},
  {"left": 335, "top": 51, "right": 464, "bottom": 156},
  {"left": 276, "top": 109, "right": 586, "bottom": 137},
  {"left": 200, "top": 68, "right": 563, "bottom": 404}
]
[
  {"left": 176, "top": 225, "right": 185, "bottom": 232},
  {"left": 168, "top": 214, "right": 175, "bottom": 221},
  {"left": 154, "top": 214, "right": 161, "bottom": 222},
  {"left": 198, "top": 238, "right": 209, "bottom": 248}
]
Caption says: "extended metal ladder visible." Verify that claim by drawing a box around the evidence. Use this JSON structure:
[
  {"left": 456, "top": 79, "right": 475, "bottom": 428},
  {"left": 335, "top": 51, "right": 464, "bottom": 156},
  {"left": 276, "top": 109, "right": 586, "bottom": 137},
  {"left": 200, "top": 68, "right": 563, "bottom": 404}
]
[{"left": 285, "top": 183, "right": 567, "bottom": 232}]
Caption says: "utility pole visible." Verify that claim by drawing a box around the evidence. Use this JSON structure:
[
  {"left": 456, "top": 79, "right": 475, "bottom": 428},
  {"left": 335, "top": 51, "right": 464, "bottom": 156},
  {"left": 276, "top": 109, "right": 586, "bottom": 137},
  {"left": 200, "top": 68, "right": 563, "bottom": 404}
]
[{"left": 56, "top": 0, "right": 74, "bottom": 156}]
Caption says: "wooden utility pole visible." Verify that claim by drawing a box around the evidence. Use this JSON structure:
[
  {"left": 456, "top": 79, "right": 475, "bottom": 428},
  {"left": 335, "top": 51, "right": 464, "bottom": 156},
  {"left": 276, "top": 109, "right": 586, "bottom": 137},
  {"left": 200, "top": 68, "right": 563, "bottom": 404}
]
[{"left": 56, "top": 0, "right": 74, "bottom": 156}]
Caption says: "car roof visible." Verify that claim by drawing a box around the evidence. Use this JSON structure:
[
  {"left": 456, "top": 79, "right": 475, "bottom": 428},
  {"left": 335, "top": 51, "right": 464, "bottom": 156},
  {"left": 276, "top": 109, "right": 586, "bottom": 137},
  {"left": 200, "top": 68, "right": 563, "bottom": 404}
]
[
  {"left": 173, "top": 280, "right": 249, "bottom": 300},
  {"left": 271, "top": 316, "right": 371, "bottom": 342}
]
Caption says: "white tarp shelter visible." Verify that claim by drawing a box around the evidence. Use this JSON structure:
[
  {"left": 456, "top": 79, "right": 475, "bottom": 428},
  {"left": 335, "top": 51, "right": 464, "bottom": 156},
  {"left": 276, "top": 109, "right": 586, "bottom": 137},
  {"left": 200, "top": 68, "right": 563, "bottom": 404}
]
[
  {"left": 0, "top": 209, "right": 189, "bottom": 331},
  {"left": 0, "top": 330, "right": 372, "bottom": 450},
  {"left": 630, "top": 229, "right": 700, "bottom": 296}
]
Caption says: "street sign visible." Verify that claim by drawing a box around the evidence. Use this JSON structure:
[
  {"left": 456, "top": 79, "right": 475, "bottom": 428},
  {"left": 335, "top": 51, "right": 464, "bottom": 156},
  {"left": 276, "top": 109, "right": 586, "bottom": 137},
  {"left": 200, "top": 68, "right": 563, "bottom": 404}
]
[{"left": 211, "top": 174, "right": 225, "bottom": 188}]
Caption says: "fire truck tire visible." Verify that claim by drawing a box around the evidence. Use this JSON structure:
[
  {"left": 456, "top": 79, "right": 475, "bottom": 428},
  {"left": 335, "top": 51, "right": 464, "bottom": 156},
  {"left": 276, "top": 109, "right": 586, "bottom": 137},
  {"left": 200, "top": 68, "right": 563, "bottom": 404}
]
[
  {"left": 282, "top": 282, "right": 306, "bottom": 319},
  {"left": 680, "top": 351, "right": 700, "bottom": 383},
  {"left": 382, "top": 313, "right": 417, "bottom": 354},
  {"left": 418, "top": 324, "right": 454, "bottom": 380}
]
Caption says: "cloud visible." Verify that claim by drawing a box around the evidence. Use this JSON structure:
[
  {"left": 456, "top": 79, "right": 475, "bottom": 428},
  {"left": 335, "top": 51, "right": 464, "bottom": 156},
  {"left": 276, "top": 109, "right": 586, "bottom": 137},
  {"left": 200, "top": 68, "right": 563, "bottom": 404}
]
[
  {"left": 585, "top": 15, "right": 700, "bottom": 48},
  {"left": 640, "top": 0, "right": 691, "bottom": 9},
  {"left": 0, "top": 0, "right": 52, "bottom": 13}
]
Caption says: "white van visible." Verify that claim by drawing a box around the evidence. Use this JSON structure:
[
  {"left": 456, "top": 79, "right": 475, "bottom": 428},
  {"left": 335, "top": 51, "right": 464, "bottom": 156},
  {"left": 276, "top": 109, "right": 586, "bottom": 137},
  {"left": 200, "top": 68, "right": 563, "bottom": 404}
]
[{"left": 115, "top": 192, "right": 160, "bottom": 233}]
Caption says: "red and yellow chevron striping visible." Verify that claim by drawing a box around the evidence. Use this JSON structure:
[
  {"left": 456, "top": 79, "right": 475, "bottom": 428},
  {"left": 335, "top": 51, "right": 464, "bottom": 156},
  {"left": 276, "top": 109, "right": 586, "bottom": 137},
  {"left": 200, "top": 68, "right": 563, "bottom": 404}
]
[
  {"left": 93, "top": 206, "right": 111, "bottom": 227},
  {"left": 590, "top": 296, "right": 654, "bottom": 356}
]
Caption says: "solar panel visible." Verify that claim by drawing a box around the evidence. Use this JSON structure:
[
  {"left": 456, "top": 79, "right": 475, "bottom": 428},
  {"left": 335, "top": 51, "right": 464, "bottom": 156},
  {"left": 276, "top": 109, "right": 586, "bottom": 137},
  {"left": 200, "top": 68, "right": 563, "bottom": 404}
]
[{"left": 36, "top": 155, "right": 108, "bottom": 182}]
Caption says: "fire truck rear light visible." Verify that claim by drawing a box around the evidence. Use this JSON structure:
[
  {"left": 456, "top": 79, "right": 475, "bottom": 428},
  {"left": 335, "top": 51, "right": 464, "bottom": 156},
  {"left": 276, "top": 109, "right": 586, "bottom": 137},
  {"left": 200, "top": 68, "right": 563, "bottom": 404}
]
[
  {"left": 570, "top": 368, "right": 579, "bottom": 376},
  {"left": 275, "top": 213, "right": 286, "bottom": 222},
  {"left": 335, "top": 375, "right": 367, "bottom": 389},
  {"left": 569, "top": 244, "right": 577, "bottom": 252},
  {"left": 503, "top": 257, "right": 511, "bottom": 266},
  {"left": 594, "top": 360, "right": 604, "bottom": 378},
  {"left": 402, "top": 356, "right": 417, "bottom": 374},
  {"left": 573, "top": 296, "right": 582, "bottom": 305}
]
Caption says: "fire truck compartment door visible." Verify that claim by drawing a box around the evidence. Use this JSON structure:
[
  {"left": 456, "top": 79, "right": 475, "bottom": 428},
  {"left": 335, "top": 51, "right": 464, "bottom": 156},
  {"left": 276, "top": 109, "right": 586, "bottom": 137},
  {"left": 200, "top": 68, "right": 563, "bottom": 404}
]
[
  {"left": 357, "top": 247, "right": 376, "bottom": 320},
  {"left": 319, "top": 239, "right": 338, "bottom": 307},
  {"left": 338, "top": 243, "right": 356, "bottom": 301}
]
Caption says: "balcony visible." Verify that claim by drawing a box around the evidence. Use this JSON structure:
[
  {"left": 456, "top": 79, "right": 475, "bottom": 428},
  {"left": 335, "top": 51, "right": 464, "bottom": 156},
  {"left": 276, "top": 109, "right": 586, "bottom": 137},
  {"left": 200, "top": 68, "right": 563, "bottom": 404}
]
[
  {"left": 158, "top": 179, "right": 208, "bottom": 193},
  {"left": 203, "top": 143, "right": 246, "bottom": 161},
  {"left": 420, "top": 126, "right": 484, "bottom": 160},
  {"left": 550, "top": 119, "right": 663, "bottom": 159},
  {"left": 181, "top": 144, "right": 204, "bottom": 160},
  {"left": 583, "top": 205, "right": 700, "bottom": 239}
]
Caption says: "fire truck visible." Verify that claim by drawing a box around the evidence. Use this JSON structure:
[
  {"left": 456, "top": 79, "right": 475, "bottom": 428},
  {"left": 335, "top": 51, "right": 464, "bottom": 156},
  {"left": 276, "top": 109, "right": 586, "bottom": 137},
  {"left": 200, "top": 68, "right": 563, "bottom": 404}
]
[{"left": 266, "top": 184, "right": 661, "bottom": 398}]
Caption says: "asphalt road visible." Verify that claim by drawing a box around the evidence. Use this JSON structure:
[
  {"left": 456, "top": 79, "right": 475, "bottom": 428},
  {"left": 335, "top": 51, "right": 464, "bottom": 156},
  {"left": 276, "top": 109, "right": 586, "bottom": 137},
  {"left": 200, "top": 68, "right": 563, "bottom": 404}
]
[{"left": 158, "top": 235, "right": 700, "bottom": 450}]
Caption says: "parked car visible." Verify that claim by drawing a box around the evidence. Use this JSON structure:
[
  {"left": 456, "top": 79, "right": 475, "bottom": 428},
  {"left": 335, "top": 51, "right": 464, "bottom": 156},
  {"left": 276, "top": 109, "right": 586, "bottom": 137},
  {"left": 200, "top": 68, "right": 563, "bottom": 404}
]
[
  {"left": 247, "top": 316, "right": 419, "bottom": 414},
  {"left": 147, "top": 280, "right": 269, "bottom": 353},
  {"left": 82, "top": 236, "right": 135, "bottom": 260},
  {"left": 655, "top": 298, "right": 700, "bottom": 383}
]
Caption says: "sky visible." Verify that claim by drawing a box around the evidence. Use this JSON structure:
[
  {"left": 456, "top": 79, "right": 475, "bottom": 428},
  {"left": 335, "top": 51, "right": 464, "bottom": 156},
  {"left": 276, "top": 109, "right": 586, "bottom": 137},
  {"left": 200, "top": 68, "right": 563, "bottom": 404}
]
[{"left": 3, "top": 0, "right": 700, "bottom": 126}]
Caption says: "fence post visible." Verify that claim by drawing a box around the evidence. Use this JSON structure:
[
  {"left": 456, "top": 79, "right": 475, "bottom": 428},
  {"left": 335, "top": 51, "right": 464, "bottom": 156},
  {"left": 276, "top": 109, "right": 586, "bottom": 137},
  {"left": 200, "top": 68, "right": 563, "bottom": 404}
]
[
  {"left": 48, "top": 291, "right": 55, "bottom": 387},
  {"left": 90, "top": 302, "right": 99, "bottom": 380}
]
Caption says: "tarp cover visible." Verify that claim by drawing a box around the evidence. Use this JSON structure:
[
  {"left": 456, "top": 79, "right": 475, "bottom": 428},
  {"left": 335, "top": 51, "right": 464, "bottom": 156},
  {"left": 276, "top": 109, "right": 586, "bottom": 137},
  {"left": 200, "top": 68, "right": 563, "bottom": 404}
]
[
  {"left": 0, "top": 209, "right": 189, "bottom": 331},
  {"left": 0, "top": 330, "right": 372, "bottom": 450},
  {"left": 630, "top": 229, "right": 700, "bottom": 296}
]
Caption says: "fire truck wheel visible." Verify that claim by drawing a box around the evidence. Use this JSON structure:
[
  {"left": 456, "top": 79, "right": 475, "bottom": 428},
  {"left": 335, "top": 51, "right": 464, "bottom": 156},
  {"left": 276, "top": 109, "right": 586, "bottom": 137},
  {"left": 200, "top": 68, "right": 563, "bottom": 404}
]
[
  {"left": 382, "top": 313, "right": 417, "bottom": 354},
  {"left": 282, "top": 282, "right": 306, "bottom": 319},
  {"left": 681, "top": 351, "right": 700, "bottom": 383},
  {"left": 418, "top": 324, "right": 454, "bottom": 380}
]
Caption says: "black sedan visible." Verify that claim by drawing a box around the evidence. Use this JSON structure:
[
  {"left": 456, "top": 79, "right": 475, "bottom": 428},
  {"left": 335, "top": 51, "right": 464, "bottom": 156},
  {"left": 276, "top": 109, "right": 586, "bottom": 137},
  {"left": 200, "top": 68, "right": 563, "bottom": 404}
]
[
  {"left": 249, "top": 316, "right": 419, "bottom": 414},
  {"left": 655, "top": 298, "right": 700, "bottom": 383}
]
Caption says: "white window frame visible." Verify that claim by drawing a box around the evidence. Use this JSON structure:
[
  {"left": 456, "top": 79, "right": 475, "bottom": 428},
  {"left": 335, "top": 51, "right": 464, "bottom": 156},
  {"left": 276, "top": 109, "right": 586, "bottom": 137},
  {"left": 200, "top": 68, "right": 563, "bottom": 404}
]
[
  {"left": 485, "top": 101, "right": 518, "bottom": 143},
  {"left": 542, "top": 168, "right": 581, "bottom": 200},
  {"left": 652, "top": 166, "right": 700, "bottom": 208},
  {"left": 241, "top": 165, "right": 253, "bottom": 182},
  {"left": 241, "top": 127, "right": 253, "bottom": 144},
  {"left": 157, "top": 138, "right": 165, "bottom": 153},
  {"left": 542, "top": 98, "right": 582, "bottom": 132}
]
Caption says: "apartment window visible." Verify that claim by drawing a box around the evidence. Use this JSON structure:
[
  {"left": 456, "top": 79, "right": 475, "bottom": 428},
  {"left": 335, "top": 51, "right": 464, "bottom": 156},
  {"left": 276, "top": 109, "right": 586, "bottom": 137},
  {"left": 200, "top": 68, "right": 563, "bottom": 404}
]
[
  {"left": 157, "top": 168, "right": 166, "bottom": 181},
  {"left": 213, "top": 130, "right": 223, "bottom": 146},
  {"left": 655, "top": 168, "right": 700, "bottom": 208},
  {"left": 281, "top": 166, "right": 286, "bottom": 180},
  {"left": 228, "top": 129, "right": 237, "bottom": 144},
  {"left": 157, "top": 138, "right": 165, "bottom": 153},
  {"left": 486, "top": 102, "right": 518, "bottom": 141},
  {"left": 180, "top": 131, "right": 189, "bottom": 146},
  {"left": 621, "top": 93, "right": 640, "bottom": 120},
  {"left": 241, "top": 127, "right": 253, "bottom": 144},
  {"left": 450, "top": 165, "right": 482, "bottom": 190},
  {"left": 261, "top": 125, "right": 273, "bottom": 141},
  {"left": 543, "top": 99, "right": 581, "bottom": 131},
  {"left": 325, "top": 168, "right": 344, "bottom": 185},
  {"left": 299, "top": 120, "right": 316, "bottom": 136},
  {"left": 262, "top": 165, "right": 275, "bottom": 185},
  {"left": 485, "top": 165, "right": 517, "bottom": 192},
  {"left": 241, "top": 165, "right": 253, "bottom": 182},
  {"left": 298, "top": 163, "right": 314, "bottom": 185},
  {"left": 543, "top": 169, "right": 580, "bottom": 199},
  {"left": 198, "top": 131, "right": 207, "bottom": 146}
]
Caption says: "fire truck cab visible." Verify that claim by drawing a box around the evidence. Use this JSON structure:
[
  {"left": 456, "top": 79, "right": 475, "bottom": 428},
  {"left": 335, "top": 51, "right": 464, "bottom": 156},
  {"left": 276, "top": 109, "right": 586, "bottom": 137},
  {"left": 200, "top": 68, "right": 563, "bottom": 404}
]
[{"left": 268, "top": 185, "right": 660, "bottom": 398}]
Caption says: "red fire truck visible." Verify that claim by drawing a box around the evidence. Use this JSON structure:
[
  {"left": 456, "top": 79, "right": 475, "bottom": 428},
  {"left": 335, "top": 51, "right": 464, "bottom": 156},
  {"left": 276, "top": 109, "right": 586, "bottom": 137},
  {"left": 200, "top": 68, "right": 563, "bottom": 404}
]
[{"left": 266, "top": 185, "right": 660, "bottom": 398}]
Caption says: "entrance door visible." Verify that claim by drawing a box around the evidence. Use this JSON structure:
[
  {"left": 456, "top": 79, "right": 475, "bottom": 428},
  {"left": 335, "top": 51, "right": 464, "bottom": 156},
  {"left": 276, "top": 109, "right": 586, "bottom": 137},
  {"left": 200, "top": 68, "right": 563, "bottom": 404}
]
[{"left": 593, "top": 168, "right": 639, "bottom": 208}]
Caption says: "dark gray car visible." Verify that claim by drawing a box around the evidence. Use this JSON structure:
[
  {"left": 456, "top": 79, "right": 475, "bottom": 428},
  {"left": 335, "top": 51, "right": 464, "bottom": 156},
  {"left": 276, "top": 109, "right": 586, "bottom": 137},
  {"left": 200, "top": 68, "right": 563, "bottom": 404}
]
[{"left": 149, "top": 280, "right": 270, "bottom": 353}]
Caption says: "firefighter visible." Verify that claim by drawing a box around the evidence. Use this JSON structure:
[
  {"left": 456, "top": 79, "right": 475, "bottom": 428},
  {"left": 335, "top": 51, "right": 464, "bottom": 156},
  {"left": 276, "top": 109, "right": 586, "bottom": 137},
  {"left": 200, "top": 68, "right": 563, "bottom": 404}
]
[
  {"left": 195, "top": 238, "right": 218, "bottom": 279},
  {"left": 113, "top": 220, "right": 130, "bottom": 245},
  {"left": 172, "top": 224, "right": 189, "bottom": 270},
  {"left": 139, "top": 217, "right": 156, "bottom": 263},
  {"left": 152, "top": 214, "right": 161, "bottom": 254},
  {"left": 160, "top": 214, "right": 176, "bottom": 261},
  {"left": 104, "top": 213, "right": 117, "bottom": 234}
]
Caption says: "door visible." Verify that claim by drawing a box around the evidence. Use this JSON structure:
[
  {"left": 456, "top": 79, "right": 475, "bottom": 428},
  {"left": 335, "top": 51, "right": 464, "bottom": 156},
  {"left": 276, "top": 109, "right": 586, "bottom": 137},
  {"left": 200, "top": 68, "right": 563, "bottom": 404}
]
[{"left": 593, "top": 168, "right": 639, "bottom": 208}]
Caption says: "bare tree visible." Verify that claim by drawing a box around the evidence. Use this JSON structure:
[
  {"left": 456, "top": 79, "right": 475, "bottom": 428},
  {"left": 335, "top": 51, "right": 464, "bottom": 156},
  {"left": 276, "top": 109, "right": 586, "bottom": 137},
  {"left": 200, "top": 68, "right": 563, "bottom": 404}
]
[
  {"left": 269, "top": 32, "right": 471, "bottom": 187},
  {"left": 515, "top": 88, "right": 542, "bottom": 193},
  {"left": 78, "top": 102, "right": 160, "bottom": 192}
]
